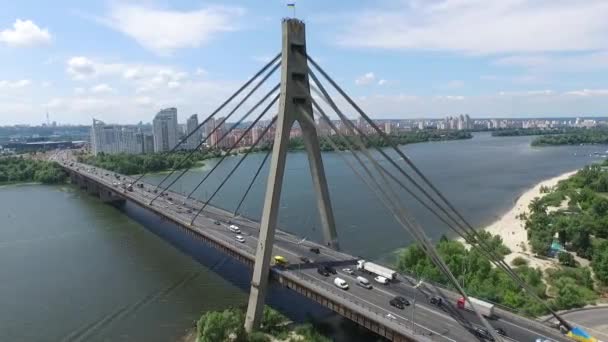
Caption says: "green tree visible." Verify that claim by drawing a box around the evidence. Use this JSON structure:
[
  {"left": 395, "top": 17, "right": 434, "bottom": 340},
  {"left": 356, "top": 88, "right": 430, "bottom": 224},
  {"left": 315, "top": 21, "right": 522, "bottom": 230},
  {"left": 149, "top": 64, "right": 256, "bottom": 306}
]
[
  {"left": 592, "top": 240, "right": 608, "bottom": 284},
  {"left": 197, "top": 308, "right": 247, "bottom": 342},
  {"left": 558, "top": 252, "right": 576, "bottom": 267}
]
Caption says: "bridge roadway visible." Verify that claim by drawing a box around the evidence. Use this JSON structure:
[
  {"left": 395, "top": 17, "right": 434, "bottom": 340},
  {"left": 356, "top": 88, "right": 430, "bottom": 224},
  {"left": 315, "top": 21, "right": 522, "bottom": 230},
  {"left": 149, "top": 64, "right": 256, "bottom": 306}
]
[{"left": 61, "top": 158, "right": 571, "bottom": 342}]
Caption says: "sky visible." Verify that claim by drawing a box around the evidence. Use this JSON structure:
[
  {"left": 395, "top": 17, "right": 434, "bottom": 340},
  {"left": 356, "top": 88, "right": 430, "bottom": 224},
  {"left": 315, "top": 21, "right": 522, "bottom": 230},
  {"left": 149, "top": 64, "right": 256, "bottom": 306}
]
[{"left": 1, "top": 0, "right": 608, "bottom": 125}]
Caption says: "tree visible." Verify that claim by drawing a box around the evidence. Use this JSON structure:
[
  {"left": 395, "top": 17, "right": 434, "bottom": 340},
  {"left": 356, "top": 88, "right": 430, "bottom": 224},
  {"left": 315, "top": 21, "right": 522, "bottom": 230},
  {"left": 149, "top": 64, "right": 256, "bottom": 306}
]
[
  {"left": 558, "top": 252, "right": 576, "bottom": 267},
  {"left": 592, "top": 240, "right": 608, "bottom": 284},
  {"left": 197, "top": 308, "right": 247, "bottom": 342}
]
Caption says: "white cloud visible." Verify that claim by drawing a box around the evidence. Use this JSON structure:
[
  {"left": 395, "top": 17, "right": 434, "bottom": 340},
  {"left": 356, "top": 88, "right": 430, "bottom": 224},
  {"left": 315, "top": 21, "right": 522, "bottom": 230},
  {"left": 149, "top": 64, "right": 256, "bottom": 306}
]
[
  {"left": 90, "top": 83, "right": 114, "bottom": 93},
  {"left": 67, "top": 56, "right": 100, "bottom": 80},
  {"left": 338, "top": 0, "right": 608, "bottom": 54},
  {"left": 564, "top": 89, "right": 608, "bottom": 97},
  {"left": 494, "top": 51, "right": 608, "bottom": 73},
  {"left": 378, "top": 79, "right": 387, "bottom": 86},
  {"left": 445, "top": 80, "right": 464, "bottom": 89},
  {"left": 167, "top": 81, "right": 180, "bottom": 89},
  {"left": 0, "top": 79, "right": 31, "bottom": 88},
  {"left": 73, "top": 87, "right": 85, "bottom": 95},
  {"left": 41, "top": 81, "right": 52, "bottom": 87},
  {"left": 102, "top": 4, "right": 244, "bottom": 55},
  {"left": 195, "top": 67, "right": 207, "bottom": 76},
  {"left": 0, "top": 19, "right": 51, "bottom": 47},
  {"left": 355, "top": 72, "right": 376, "bottom": 86}
]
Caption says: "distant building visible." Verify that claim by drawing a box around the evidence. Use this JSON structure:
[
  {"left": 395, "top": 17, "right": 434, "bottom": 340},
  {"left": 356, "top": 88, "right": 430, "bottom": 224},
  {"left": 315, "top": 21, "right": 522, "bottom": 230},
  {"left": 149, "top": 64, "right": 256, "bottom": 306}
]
[
  {"left": 186, "top": 114, "right": 201, "bottom": 150},
  {"left": 91, "top": 119, "right": 143, "bottom": 155},
  {"left": 152, "top": 108, "right": 178, "bottom": 152},
  {"left": 384, "top": 122, "right": 393, "bottom": 134}
]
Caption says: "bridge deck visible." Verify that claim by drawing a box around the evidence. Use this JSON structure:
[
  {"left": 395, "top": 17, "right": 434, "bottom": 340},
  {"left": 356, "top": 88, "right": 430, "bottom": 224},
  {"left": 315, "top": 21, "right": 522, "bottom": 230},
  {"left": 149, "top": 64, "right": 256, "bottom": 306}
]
[{"left": 62, "top": 159, "right": 570, "bottom": 342}]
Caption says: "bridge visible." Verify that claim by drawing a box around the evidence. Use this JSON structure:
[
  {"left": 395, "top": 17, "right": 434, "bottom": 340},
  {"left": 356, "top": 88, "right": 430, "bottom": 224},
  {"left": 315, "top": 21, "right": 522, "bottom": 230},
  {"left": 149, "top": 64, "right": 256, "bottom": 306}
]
[{"left": 59, "top": 19, "right": 591, "bottom": 342}]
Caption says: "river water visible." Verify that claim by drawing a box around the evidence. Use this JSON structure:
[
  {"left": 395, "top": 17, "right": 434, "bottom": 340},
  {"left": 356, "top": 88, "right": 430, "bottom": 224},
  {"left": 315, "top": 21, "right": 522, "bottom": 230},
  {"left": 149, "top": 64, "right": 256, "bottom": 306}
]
[{"left": 0, "top": 133, "right": 605, "bottom": 341}]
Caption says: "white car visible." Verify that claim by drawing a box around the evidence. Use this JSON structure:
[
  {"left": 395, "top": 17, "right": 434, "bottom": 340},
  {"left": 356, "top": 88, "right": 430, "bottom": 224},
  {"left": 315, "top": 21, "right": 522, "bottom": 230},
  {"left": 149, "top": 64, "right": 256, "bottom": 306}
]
[
  {"left": 374, "top": 276, "right": 389, "bottom": 285},
  {"left": 342, "top": 268, "right": 354, "bottom": 275},
  {"left": 385, "top": 313, "right": 396, "bottom": 320},
  {"left": 333, "top": 277, "right": 349, "bottom": 290},
  {"left": 235, "top": 235, "right": 245, "bottom": 243},
  {"left": 229, "top": 224, "right": 241, "bottom": 233}
]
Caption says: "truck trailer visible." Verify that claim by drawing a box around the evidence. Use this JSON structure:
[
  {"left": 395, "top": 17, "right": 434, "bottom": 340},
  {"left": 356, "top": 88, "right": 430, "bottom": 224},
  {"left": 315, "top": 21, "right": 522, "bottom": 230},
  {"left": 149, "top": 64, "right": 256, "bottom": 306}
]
[
  {"left": 356, "top": 260, "right": 397, "bottom": 280},
  {"left": 456, "top": 296, "right": 495, "bottom": 318}
]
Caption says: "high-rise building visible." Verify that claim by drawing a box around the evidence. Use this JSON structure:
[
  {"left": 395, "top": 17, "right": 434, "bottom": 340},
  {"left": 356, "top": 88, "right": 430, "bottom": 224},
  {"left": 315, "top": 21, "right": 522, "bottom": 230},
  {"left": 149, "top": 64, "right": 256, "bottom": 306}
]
[
  {"left": 91, "top": 119, "right": 119, "bottom": 155},
  {"left": 384, "top": 122, "right": 393, "bottom": 134},
  {"left": 186, "top": 114, "right": 200, "bottom": 150},
  {"left": 91, "top": 119, "right": 143, "bottom": 155},
  {"left": 152, "top": 108, "right": 178, "bottom": 152},
  {"left": 210, "top": 117, "right": 226, "bottom": 147}
]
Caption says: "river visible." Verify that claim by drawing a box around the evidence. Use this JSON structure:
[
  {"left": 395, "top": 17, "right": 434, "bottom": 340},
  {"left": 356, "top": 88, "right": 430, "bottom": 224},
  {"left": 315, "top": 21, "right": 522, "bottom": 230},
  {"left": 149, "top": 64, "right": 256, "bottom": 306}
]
[{"left": 0, "top": 132, "right": 605, "bottom": 341}]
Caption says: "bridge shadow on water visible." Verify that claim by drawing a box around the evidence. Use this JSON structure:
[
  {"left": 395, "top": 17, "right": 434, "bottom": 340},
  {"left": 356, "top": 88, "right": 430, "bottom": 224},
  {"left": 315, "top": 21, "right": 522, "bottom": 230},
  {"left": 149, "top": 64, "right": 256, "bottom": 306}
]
[{"left": 115, "top": 201, "right": 386, "bottom": 342}]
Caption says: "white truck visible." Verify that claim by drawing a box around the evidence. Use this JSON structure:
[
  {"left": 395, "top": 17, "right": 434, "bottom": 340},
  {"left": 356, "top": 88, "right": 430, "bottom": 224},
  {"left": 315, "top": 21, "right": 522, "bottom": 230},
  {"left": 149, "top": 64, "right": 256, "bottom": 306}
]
[
  {"left": 456, "top": 296, "right": 495, "bottom": 318},
  {"left": 356, "top": 260, "right": 397, "bottom": 280}
]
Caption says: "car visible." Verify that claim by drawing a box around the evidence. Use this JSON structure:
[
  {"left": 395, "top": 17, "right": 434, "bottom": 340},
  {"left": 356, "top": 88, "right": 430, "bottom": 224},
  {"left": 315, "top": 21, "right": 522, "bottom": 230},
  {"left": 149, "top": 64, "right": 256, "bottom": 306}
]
[
  {"left": 356, "top": 276, "right": 372, "bottom": 289},
  {"left": 389, "top": 298, "right": 405, "bottom": 310},
  {"left": 472, "top": 327, "right": 495, "bottom": 341},
  {"left": 273, "top": 255, "right": 288, "bottom": 266},
  {"left": 317, "top": 266, "right": 330, "bottom": 276},
  {"left": 374, "top": 275, "right": 389, "bottom": 285},
  {"left": 229, "top": 224, "right": 241, "bottom": 233},
  {"left": 394, "top": 296, "right": 410, "bottom": 306},
  {"left": 309, "top": 247, "right": 320, "bottom": 254},
  {"left": 333, "top": 277, "right": 349, "bottom": 290},
  {"left": 385, "top": 313, "right": 396, "bottom": 320},
  {"left": 214, "top": 220, "right": 220, "bottom": 225},
  {"left": 429, "top": 296, "right": 443, "bottom": 306},
  {"left": 187, "top": 209, "right": 193, "bottom": 214},
  {"left": 495, "top": 328, "right": 506, "bottom": 336},
  {"left": 326, "top": 266, "right": 337, "bottom": 275},
  {"left": 235, "top": 235, "right": 245, "bottom": 243},
  {"left": 299, "top": 256, "right": 312, "bottom": 263},
  {"left": 342, "top": 268, "right": 354, "bottom": 275}
]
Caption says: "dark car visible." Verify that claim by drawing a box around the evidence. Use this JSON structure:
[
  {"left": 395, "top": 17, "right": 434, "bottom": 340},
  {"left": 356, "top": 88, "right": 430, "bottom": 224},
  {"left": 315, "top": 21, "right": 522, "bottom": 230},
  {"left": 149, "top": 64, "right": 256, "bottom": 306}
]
[
  {"left": 472, "top": 327, "right": 495, "bottom": 341},
  {"left": 214, "top": 220, "right": 221, "bottom": 225},
  {"left": 394, "top": 296, "right": 410, "bottom": 306},
  {"left": 300, "top": 256, "right": 312, "bottom": 263},
  {"left": 309, "top": 247, "right": 320, "bottom": 254},
  {"left": 429, "top": 296, "right": 443, "bottom": 306},
  {"left": 317, "top": 266, "right": 330, "bottom": 276},
  {"left": 389, "top": 298, "right": 405, "bottom": 310},
  {"left": 494, "top": 328, "right": 506, "bottom": 336},
  {"left": 326, "top": 266, "right": 337, "bottom": 275}
]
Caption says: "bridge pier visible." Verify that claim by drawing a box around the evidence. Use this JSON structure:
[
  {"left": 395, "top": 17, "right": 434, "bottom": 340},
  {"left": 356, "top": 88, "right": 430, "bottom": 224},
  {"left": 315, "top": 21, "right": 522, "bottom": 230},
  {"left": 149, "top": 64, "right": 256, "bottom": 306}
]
[{"left": 245, "top": 18, "right": 339, "bottom": 332}]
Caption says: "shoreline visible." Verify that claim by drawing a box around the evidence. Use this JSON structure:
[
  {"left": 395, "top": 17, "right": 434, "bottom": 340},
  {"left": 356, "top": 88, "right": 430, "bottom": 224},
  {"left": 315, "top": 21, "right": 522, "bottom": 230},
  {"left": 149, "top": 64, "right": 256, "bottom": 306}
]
[{"left": 463, "top": 169, "right": 578, "bottom": 269}]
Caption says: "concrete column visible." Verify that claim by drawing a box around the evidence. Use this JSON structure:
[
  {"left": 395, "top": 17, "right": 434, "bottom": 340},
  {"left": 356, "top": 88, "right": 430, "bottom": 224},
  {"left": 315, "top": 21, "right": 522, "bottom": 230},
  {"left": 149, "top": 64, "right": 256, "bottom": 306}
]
[{"left": 244, "top": 18, "right": 339, "bottom": 332}]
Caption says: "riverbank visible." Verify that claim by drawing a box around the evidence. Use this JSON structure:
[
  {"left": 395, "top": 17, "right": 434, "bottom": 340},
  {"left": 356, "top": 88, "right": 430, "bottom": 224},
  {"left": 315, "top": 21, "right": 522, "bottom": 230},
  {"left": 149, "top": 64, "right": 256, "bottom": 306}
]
[{"left": 467, "top": 170, "right": 578, "bottom": 269}]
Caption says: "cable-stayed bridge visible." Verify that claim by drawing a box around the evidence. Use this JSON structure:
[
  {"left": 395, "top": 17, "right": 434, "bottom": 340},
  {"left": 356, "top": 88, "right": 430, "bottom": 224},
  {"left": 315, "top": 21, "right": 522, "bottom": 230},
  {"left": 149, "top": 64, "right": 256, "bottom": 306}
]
[{"left": 59, "top": 19, "right": 593, "bottom": 342}]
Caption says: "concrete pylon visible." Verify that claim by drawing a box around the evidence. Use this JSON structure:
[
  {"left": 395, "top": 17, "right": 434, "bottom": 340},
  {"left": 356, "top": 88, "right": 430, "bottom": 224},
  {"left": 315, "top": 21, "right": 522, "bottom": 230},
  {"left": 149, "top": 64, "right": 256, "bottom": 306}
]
[{"left": 244, "top": 19, "right": 339, "bottom": 332}]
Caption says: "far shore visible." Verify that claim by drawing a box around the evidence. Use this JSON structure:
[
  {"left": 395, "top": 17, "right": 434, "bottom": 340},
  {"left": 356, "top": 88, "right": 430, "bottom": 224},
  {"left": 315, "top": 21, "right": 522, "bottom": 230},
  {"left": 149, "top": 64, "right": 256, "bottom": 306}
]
[{"left": 461, "top": 170, "right": 578, "bottom": 269}]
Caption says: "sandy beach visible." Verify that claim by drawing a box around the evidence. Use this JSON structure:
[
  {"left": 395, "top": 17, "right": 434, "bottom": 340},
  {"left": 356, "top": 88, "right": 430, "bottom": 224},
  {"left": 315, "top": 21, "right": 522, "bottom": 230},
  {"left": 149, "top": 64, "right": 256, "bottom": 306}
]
[{"left": 463, "top": 170, "right": 578, "bottom": 269}]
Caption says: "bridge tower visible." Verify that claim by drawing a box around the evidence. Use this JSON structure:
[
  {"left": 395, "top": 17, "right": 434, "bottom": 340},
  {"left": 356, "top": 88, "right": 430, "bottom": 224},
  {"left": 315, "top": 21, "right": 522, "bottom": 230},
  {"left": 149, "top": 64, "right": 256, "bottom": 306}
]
[{"left": 244, "top": 18, "right": 339, "bottom": 332}]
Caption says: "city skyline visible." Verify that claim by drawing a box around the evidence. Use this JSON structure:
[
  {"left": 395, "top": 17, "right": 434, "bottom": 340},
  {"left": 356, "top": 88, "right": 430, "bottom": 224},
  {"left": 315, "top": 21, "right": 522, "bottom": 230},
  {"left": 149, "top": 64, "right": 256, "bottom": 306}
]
[{"left": 2, "top": 1, "right": 608, "bottom": 125}]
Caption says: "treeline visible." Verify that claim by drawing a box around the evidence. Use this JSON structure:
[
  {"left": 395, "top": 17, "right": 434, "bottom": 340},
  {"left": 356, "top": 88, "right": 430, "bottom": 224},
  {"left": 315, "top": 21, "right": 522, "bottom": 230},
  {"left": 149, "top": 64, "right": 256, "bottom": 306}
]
[
  {"left": 492, "top": 128, "right": 581, "bottom": 137},
  {"left": 397, "top": 231, "right": 599, "bottom": 316},
  {"left": 196, "top": 306, "right": 330, "bottom": 342},
  {"left": 288, "top": 130, "right": 472, "bottom": 152},
  {"left": 0, "top": 157, "right": 67, "bottom": 184},
  {"left": 76, "top": 150, "right": 223, "bottom": 175},
  {"left": 523, "top": 163, "right": 608, "bottom": 286},
  {"left": 532, "top": 129, "right": 608, "bottom": 146}
]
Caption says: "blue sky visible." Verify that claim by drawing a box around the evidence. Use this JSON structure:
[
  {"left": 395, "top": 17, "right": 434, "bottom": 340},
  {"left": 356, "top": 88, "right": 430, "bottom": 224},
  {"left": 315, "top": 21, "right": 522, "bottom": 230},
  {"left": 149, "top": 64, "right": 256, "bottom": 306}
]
[{"left": 1, "top": 0, "right": 608, "bottom": 125}]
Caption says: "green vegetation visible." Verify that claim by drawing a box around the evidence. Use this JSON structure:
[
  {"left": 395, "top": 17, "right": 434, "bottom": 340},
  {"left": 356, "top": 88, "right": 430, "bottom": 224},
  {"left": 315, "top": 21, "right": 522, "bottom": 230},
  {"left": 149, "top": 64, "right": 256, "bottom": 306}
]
[
  {"left": 396, "top": 223, "right": 603, "bottom": 316},
  {"left": 0, "top": 157, "right": 67, "bottom": 184},
  {"left": 397, "top": 235, "right": 551, "bottom": 316},
  {"left": 195, "top": 306, "right": 330, "bottom": 342},
  {"left": 308, "top": 130, "right": 472, "bottom": 152},
  {"left": 492, "top": 128, "right": 581, "bottom": 137},
  {"left": 76, "top": 150, "right": 223, "bottom": 175},
  {"left": 532, "top": 128, "right": 608, "bottom": 146}
]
